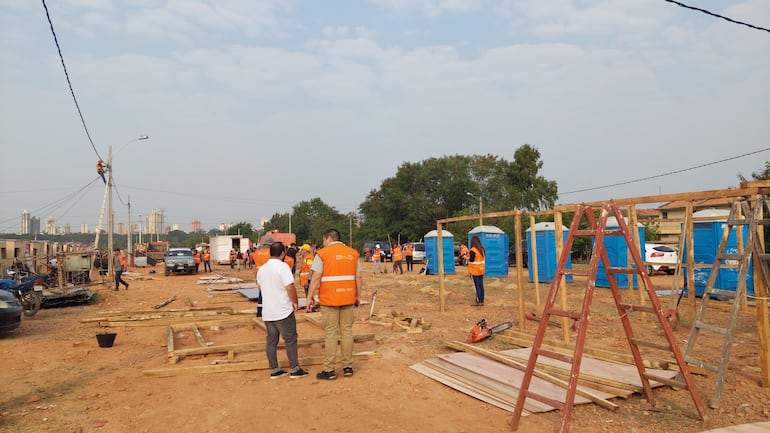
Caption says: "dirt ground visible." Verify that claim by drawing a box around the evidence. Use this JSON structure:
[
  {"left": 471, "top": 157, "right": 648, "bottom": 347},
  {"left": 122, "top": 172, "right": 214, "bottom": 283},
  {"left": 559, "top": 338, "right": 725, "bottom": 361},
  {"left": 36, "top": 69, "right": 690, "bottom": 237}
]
[{"left": 2, "top": 260, "right": 769, "bottom": 433}]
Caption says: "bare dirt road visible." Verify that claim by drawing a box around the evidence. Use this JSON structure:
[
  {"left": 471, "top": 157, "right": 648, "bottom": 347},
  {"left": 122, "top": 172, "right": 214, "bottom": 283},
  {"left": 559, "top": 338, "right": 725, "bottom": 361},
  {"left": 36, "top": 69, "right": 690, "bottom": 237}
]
[{"left": 2, "top": 262, "right": 769, "bottom": 433}]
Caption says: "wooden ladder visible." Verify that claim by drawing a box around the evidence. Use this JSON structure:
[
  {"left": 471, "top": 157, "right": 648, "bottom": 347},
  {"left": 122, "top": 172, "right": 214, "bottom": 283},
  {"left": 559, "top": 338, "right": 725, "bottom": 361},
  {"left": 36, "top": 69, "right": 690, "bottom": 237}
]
[
  {"left": 679, "top": 197, "right": 770, "bottom": 407},
  {"left": 509, "top": 200, "right": 707, "bottom": 433}
]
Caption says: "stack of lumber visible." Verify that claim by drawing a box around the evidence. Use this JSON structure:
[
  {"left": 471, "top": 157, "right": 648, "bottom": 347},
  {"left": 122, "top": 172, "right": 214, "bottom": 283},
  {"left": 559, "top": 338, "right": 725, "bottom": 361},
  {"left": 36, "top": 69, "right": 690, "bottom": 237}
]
[
  {"left": 197, "top": 275, "right": 244, "bottom": 285},
  {"left": 411, "top": 341, "right": 678, "bottom": 414}
]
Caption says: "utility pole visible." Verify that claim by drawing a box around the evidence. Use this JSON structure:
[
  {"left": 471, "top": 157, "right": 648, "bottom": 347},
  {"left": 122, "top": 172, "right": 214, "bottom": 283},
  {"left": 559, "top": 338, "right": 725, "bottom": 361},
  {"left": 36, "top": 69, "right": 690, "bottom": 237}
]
[
  {"left": 127, "top": 194, "right": 132, "bottom": 258},
  {"left": 107, "top": 145, "right": 114, "bottom": 278}
]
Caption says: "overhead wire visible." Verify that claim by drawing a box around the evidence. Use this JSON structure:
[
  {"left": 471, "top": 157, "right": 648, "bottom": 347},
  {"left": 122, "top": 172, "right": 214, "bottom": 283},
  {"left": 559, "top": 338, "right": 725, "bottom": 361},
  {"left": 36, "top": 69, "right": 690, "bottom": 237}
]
[
  {"left": 40, "top": 0, "right": 102, "bottom": 160},
  {"left": 0, "top": 178, "right": 101, "bottom": 232},
  {"left": 559, "top": 146, "right": 770, "bottom": 195},
  {"left": 663, "top": 0, "right": 770, "bottom": 34}
]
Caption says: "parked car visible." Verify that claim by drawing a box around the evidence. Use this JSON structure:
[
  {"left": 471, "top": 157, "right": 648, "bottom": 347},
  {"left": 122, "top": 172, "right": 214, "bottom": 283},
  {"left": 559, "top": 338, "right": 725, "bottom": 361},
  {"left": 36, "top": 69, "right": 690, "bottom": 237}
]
[
  {"left": 509, "top": 240, "right": 529, "bottom": 268},
  {"left": 645, "top": 243, "right": 678, "bottom": 275},
  {"left": 362, "top": 241, "right": 392, "bottom": 262},
  {"left": 0, "top": 288, "right": 23, "bottom": 335},
  {"left": 165, "top": 248, "right": 197, "bottom": 276}
]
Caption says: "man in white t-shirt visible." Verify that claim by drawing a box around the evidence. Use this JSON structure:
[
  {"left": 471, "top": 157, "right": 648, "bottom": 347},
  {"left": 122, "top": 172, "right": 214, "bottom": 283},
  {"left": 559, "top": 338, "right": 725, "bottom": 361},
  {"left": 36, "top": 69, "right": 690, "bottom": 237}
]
[{"left": 256, "top": 241, "right": 309, "bottom": 379}]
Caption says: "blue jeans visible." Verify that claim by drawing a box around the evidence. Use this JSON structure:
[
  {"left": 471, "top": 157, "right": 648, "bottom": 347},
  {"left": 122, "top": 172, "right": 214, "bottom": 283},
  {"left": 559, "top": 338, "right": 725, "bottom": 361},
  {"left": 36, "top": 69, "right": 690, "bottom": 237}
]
[
  {"left": 471, "top": 275, "right": 484, "bottom": 303},
  {"left": 265, "top": 312, "right": 299, "bottom": 372}
]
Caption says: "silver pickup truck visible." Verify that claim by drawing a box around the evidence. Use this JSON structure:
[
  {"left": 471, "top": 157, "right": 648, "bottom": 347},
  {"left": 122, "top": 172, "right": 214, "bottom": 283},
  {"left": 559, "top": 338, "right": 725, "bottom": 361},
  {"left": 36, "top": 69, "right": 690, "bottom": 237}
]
[{"left": 164, "top": 248, "right": 196, "bottom": 276}]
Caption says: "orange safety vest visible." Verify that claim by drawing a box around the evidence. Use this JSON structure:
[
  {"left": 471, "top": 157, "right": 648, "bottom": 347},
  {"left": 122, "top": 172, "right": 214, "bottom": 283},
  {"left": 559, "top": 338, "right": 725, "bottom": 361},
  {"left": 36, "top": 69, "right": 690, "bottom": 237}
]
[
  {"left": 203, "top": 250, "right": 210, "bottom": 261},
  {"left": 460, "top": 245, "right": 469, "bottom": 258},
  {"left": 229, "top": 250, "right": 237, "bottom": 261},
  {"left": 299, "top": 254, "right": 312, "bottom": 286},
  {"left": 253, "top": 248, "right": 270, "bottom": 268},
  {"left": 96, "top": 160, "right": 105, "bottom": 173},
  {"left": 118, "top": 252, "right": 127, "bottom": 267},
  {"left": 372, "top": 249, "right": 381, "bottom": 262},
  {"left": 193, "top": 251, "right": 201, "bottom": 264},
  {"left": 405, "top": 244, "right": 413, "bottom": 257},
  {"left": 284, "top": 254, "right": 295, "bottom": 270},
  {"left": 392, "top": 246, "right": 403, "bottom": 261},
  {"left": 468, "top": 247, "right": 485, "bottom": 276},
  {"left": 317, "top": 243, "right": 359, "bottom": 306}
]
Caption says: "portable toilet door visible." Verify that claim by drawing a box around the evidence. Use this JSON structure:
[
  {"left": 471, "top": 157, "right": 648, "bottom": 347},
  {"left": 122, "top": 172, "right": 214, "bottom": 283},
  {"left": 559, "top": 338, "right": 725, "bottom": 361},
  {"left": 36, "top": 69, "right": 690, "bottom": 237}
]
[
  {"left": 595, "top": 217, "right": 644, "bottom": 288},
  {"left": 468, "top": 225, "right": 508, "bottom": 277},
  {"left": 684, "top": 208, "right": 753, "bottom": 297},
  {"left": 526, "top": 222, "right": 572, "bottom": 283},
  {"left": 424, "top": 230, "right": 456, "bottom": 275}
]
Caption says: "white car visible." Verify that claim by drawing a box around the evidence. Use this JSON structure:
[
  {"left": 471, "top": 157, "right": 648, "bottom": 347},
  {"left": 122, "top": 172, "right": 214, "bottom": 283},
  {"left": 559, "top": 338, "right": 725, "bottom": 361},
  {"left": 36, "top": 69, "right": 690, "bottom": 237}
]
[
  {"left": 644, "top": 243, "right": 678, "bottom": 275},
  {"left": 411, "top": 242, "right": 426, "bottom": 263}
]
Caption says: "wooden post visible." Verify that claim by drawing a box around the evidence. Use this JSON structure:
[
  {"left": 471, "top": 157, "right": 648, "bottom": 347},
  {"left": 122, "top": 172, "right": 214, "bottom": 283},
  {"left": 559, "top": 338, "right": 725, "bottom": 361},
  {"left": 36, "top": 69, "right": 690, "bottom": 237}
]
[
  {"left": 735, "top": 203, "right": 747, "bottom": 313},
  {"left": 529, "top": 214, "right": 540, "bottom": 309},
  {"left": 554, "top": 211, "right": 569, "bottom": 341},
  {"left": 629, "top": 205, "right": 646, "bottom": 322},
  {"left": 515, "top": 212, "right": 526, "bottom": 330},
  {"left": 754, "top": 197, "right": 770, "bottom": 387},
  {"left": 438, "top": 222, "right": 446, "bottom": 313},
  {"left": 686, "top": 201, "right": 696, "bottom": 324}
]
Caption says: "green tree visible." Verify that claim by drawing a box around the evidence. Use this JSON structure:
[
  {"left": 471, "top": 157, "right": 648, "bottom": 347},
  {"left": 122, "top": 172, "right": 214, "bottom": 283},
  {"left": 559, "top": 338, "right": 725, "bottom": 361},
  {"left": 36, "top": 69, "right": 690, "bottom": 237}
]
[
  {"left": 752, "top": 161, "right": 770, "bottom": 180},
  {"left": 226, "top": 222, "right": 254, "bottom": 238},
  {"left": 264, "top": 198, "right": 351, "bottom": 247}
]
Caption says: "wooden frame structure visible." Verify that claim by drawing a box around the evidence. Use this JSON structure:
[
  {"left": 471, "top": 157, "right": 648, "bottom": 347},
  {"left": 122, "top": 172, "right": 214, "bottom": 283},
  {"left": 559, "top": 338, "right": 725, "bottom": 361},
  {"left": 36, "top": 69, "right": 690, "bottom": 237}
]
[{"left": 435, "top": 180, "right": 770, "bottom": 388}]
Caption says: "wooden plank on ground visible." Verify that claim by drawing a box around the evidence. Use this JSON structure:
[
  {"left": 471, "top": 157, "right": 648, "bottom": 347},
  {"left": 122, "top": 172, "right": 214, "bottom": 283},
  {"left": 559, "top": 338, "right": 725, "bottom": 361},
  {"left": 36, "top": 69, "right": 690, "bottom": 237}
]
[
  {"left": 168, "top": 333, "right": 375, "bottom": 359},
  {"left": 191, "top": 324, "right": 207, "bottom": 347},
  {"left": 101, "top": 316, "right": 255, "bottom": 328},
  {"left": 166, "top": 326, "right": 174, "bottom": 353},
  {"left": 144, "top": 352, "right": 381, "bottom": 377}
]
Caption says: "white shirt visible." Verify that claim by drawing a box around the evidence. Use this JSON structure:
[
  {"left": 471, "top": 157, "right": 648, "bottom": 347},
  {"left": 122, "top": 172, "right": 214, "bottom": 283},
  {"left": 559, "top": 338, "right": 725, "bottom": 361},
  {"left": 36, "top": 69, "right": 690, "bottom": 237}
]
[{"left": 256, "top": 258, "right": 296, "bottom": 321}]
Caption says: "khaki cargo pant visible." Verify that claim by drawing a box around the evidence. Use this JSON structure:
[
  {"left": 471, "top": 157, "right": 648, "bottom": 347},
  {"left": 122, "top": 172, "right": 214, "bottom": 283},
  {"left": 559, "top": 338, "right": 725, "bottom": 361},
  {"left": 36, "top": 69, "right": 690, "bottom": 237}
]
[{"left": 320, "top": 305, "right": 355, "bottom": 372}]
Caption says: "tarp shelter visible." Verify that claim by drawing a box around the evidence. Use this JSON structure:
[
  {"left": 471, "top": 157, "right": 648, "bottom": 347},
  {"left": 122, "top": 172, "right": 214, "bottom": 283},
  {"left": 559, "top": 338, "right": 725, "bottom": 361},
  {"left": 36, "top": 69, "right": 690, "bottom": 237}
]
[
  {"left": 526, "top": 222, "right": 572, "bottom": 283},
  {"left": 468, "top": 225, "right": 509, "bottom": 277},
  {"left": 684, "top": 208, "right": 754, "bottom": 297},
  {"left": 425, "top": 230, "right": 455, "bottom": 275},
  {"left": 595, "top": 217, "right": 644, "bottom": 288}
]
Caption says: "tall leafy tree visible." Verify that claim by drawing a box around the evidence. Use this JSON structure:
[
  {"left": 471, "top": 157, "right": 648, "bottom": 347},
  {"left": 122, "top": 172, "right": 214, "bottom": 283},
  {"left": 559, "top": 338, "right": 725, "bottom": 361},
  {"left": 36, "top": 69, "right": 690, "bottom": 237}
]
[
  {"left": 264, "top": 198, "right": 350, "bottom": 247},
  {"left": 226, "top": 222, "right": 254, "bottom": 238}
]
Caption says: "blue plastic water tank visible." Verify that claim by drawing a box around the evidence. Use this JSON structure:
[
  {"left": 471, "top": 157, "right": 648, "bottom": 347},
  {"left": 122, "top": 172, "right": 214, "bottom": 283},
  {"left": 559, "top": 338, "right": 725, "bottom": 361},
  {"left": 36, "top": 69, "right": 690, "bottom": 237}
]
[
  {"left": 468, "top": 225, "right": 508, "bottom": 277},
  {"left": 526, "top": 222, "right": 572, "bottom": 283},
  {"left": 683, "top": 209, "right": 753, "bottom": 296},
  {"left": 595, "top": 217, "right": 645, "bottom": 289},
  {"left": 424, "top": 229, "right": 455, "bottom": 275}
]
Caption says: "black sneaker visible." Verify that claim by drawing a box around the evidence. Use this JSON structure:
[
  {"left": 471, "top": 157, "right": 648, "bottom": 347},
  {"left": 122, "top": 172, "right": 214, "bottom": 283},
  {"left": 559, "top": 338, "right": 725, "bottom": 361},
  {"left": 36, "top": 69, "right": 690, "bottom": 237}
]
[
  {"left": 290, "top": 368, "right": 309, "bottom": 379},
  {"left": 316, "top": 370, "right": 337, "bottom": 380},
  {"left": 343, "top": 367, "right": 354, "bottom": 377},
  {"left": 270, "top": 370, "right": 288, "bottom": 379}
]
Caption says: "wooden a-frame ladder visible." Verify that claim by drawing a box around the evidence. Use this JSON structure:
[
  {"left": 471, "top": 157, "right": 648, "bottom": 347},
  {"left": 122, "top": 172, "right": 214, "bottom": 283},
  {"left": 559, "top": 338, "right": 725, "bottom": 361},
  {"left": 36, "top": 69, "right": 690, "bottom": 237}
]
[
  {"left": 509, "top": 200, "right": 707, "bottom": 433},
  {"left": 678, "top": 197, "right": 770, "bottom": 408}
]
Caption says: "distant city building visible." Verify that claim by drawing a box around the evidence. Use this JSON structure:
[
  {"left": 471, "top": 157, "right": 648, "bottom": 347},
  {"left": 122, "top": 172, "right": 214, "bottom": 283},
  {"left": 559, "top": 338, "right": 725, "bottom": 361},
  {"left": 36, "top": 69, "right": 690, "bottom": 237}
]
[
  {"left": 147, "top": 209, "right": 164, "bottom": 235},
  {"left": 172, "top": 224, "right": 179, "bottom": 231},
  {"left": 21, "top": 210, "right": 30, "bottom": 235},
  {"left": 62, "top": 224, "right": 71, "bottom": 234},
  {"left": 219, "top": 223, "right": 228, "bottom": 232},
  {"left": 30, "top": 217, "right": 40, "bottom": 235},
  {"left": 81, "top": 223, "right": 89, "bottom": 234},
  {"left": 117, "top": 222, "right": 125, "bottom": 235},
  {"left": 45, "top": 216, "right": 56, "bottom": 235},
  {"left": 165, "top": 225, "right": 172, "bottom": 234},
  {"left": 191, "top": 220, "right": 201, "bottom": 233}
]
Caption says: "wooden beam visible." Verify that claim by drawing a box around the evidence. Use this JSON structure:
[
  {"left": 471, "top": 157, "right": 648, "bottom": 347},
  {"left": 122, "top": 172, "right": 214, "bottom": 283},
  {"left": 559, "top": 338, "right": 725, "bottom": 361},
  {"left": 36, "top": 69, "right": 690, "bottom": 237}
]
[
  {"left": 144, "top": 352, "right": 381, "bottom": 377},
  {"left": 101, "top": 316, "right": 255, "bottom": 328},
  {"left": 168, "top": 333, "right": 376, "bottom": 358},
  {"left": 515, "top": 211, "right": 526, "bottom": 330},
  {"left": 191, "top": 324, "right": 207, "bottom": 348},
  {"left": 166, "top": 326, "right": 174, "bottom": 353}
]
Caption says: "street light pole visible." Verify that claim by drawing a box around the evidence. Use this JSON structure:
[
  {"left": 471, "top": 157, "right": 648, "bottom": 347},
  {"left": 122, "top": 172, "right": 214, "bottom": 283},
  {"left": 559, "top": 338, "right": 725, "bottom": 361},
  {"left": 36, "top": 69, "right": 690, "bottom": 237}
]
[{"left": 107, "top": 135, "right": 149, "bottom": 278}]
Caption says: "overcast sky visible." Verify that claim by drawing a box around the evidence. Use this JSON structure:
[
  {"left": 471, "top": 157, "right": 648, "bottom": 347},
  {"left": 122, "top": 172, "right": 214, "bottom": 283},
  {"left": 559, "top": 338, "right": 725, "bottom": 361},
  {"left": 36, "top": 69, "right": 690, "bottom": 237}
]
[{"left": 1, "top": 0, "right": 768, "bottom": 233}]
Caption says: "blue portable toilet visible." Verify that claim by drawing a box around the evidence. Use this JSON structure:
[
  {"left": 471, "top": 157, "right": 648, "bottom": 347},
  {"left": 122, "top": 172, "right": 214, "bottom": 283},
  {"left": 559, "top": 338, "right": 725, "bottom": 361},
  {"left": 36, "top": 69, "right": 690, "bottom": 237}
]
[
  {"left": 595, "top": 217, "right": 645, "bottom": 289},
  {"left": 526, "top": 222, "right": 572, "bottom": 283},
  {"left": 468, "top": 225, "right": 509, "bottom": 277},
  {"left": 424, "top": 229, "right": 455, "bottom": 275},
  {"left": 684, "top": 209, "right": 753, "bottom": 297}
]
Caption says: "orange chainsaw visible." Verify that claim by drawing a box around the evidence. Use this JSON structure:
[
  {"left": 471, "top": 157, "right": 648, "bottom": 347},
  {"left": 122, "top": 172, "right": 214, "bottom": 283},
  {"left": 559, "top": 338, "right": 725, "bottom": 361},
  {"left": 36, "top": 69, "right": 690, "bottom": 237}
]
[{"left": 466, "top": 318, "right": 513, "bottom": 343}]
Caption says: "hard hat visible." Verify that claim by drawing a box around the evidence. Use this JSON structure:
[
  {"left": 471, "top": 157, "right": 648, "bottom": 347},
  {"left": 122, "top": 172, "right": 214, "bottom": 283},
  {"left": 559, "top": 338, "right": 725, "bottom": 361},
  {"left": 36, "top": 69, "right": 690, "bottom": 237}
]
[
  {"left": 375, "top": 244, "right": 380, "bottom": 248},
  {"left": 300, "top": 244, "right": 311, "bottom": 251}
]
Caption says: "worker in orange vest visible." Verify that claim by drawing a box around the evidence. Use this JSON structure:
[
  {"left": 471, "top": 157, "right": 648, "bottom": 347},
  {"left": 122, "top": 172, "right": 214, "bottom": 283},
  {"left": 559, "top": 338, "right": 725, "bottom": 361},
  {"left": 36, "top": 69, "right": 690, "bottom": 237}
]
[
  {"left": 253, "top": 238, "right": 273, "bottom": 274},
  {"left": 298, "top": 244, "right": 314, "bottom": 296},
  {"left": 306, "top": 228, "right": 361, "bottom": 380},
  {"left": 96, "top": 159, "right": 107, "bottom": 184},
  {"left": 468, "top": 236, "right": 486, "bottom": 306},
  {"left": 391, "top": 243, "right": 403, "bottom": 274},
  {"left": 372, "top": 244, "right": 382, "bottom": 275},
  {"left": 404, "top": 242, "right": 414, "bottom": 272},
  {"left": 193, "top": 248, "right": 201, "bottom": 273},
  {"left": 203, "top": 247, "right": 212, "bottom": 272},
  {"left": 459, "top": 244, "right": 469, "bottom": 266},
  {"left": 229, "top": 249, "right": 237, "bottom": 269}
]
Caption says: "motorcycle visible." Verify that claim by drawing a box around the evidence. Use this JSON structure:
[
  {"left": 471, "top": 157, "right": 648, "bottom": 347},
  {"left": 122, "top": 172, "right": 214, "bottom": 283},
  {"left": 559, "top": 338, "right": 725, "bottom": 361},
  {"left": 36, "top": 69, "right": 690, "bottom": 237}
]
[{"left": 0, "top": 272, "right": 44, "bottom": 317}]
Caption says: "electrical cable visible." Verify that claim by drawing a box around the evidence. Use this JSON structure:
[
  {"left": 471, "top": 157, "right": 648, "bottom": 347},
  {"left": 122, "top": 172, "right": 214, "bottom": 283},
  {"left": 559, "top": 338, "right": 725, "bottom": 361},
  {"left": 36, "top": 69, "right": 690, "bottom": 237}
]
[
  {"left": 560, "top": 146, "right": 770, "bottom": 195},
  {"left": 663, "top": 0, "right": 770, "bottom": 34},
  {"left": 0, "top": 178, "right": 100, "bottom": 232},
  {"left": 40, "top": 0, "right": 102, "bottom": 160}
]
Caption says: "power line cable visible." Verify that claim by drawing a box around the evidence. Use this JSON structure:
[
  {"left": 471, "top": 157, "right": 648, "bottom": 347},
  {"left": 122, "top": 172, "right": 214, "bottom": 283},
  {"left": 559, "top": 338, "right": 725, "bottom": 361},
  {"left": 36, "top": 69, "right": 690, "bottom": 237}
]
[
  {"left": 560, "top": 146, "right": 770, "bottom": 195},
  {"left": 663, "top": 0, "right": 770, "bottom": 34},
  {"left": 40, "top": 0, "right": 102, "bottom": 160}
]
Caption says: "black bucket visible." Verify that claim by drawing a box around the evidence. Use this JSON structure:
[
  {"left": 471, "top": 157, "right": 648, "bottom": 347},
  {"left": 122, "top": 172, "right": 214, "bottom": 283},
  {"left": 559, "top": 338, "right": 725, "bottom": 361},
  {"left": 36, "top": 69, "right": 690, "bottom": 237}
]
[{"left": 96, "top": 332, "right": 117, "bottom": 348}]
